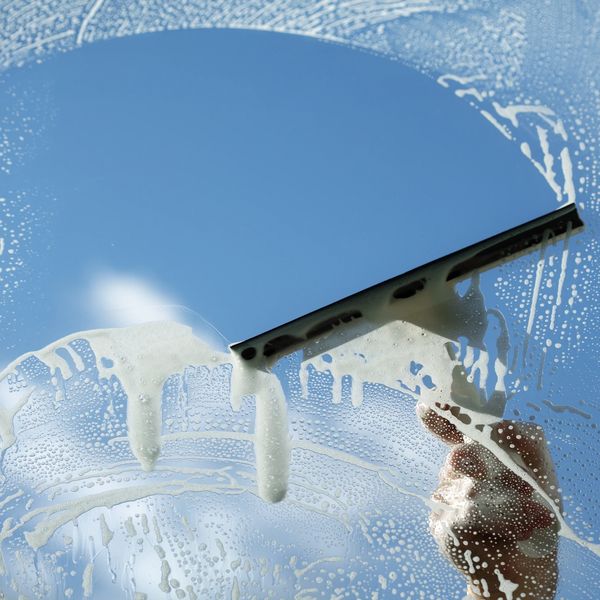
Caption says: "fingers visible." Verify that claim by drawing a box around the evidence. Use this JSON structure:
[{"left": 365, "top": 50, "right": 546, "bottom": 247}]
[
  {"left": 416, "top": 401, "right": 464, "bottom": 445},
  {"left": 491, "top": 421, "right": 546, "bottom": 468},
  {"left": 491, "top": 420, "right": 561, "bottom": 504},
  {"left": 417, "top": 401, "right": 561, "bottom": 536},
  {"left": 423, "top": 410, "right": 561, "bottom": 600},
  {"left": 516, "top": 498, "right": 557, "bottom": 540},
  {"left": 417, "top": 405, "right": 560, "bottom": 503},
  {"left": 449, "top": 444, "right": 488, "bottom": 479},
  {"left": 497, "top": 467, "right": 535, "bottom": 497}
]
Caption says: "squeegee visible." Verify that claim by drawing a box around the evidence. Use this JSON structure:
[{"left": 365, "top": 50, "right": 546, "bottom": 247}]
[{"left": 231, "top": 204, "right": 583, "bottom": 364}]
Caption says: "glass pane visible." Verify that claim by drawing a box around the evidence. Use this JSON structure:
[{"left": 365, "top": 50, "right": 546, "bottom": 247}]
[{"left": 1, "top": 3, "right": 599, "bottom": 600}]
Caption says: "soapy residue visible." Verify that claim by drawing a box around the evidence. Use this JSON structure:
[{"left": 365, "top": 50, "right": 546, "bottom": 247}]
[
  {"left": 0, "top": 321, "right": 290, "bottom": 504},
  {"left": 0, "top": 317, "right": 448, "bottom": 597},
  {"left": 2, "top": 0, "right": 600, "bottom": 598},
  {"left": 0, "top": 284, "right": 595, "bottom": 598}
]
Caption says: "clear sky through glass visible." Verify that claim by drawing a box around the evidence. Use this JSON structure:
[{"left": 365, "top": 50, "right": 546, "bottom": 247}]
[{"left": 2, "top": 28, "right": 555, "bottom": 355}]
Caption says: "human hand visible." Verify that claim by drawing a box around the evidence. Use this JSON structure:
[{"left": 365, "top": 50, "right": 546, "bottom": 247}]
[{"left": 417, "top": 402, "right": 562, "bottom": 600}]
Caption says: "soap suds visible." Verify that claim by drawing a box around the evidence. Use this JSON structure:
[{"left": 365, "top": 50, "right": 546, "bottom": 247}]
[
  {"left": 0, "top": 321, "right": 290, "bottom": 502},
  {"left": 494, "top": 569, "right": 519, "bottom": 600},
  {"left": 82, "top": 562, "right": 94, "bottom": 597}
]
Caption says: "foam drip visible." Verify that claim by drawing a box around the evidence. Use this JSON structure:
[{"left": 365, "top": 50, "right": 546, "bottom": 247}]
[{"left": 0, "top": 321, "right": 290, "bottom": 503}]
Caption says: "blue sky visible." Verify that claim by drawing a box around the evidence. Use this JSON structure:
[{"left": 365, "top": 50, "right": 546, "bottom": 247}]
[{"left": 3, "top": 27, "right": 554, "bottom": 356}]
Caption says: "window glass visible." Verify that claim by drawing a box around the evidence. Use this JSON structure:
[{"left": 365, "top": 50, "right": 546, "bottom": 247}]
[{"left": 0, "top": 3, "right": 598, "bottom": 599}]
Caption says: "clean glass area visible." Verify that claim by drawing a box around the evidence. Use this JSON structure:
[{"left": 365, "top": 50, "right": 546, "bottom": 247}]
[{"left": 1, "top": 2, "right": 599, "bottom": 599}]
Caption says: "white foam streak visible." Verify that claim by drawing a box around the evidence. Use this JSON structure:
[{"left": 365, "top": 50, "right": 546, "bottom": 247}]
[
  {"left": 437, "top": 73, "right": 486, "bottom": 88},
  {"left": 550, "top": 242, "right": 570, "bottom": 332},
  {"left": 494, "top": 569, "right": 519, "bottom": 600},
  {"left": 492, "top": 102, "right": 556, "bottom": 128},
  {"left": 254, "top": 379, "right": 290, "bottom": 503},
  {"left": 560, "top": 146, "right": 576, "bottom": 204},
  {"left": 231, "top": 356, "right": 290, "bottom": 502},
  {"left": 480, "top": 110, "right": 513, "bottom": 140},
  {"left": 526, "top": 253, "right": 546, "bottom": 337},
  {"left": 0, "top": 322, "right": 290, "bottom": 502}
]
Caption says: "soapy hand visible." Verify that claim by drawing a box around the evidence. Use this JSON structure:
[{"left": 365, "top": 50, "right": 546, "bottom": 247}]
[{"left": 417, "top": 402, "right": 561, "bottom": 600}]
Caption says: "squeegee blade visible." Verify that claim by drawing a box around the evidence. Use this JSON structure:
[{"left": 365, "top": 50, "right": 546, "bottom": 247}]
[{"left": 231, "top": 204, "right": 583, "bottom": 363}]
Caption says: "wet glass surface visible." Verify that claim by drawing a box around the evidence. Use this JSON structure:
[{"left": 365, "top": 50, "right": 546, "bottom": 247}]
[{"left": 1, "top": 2, "right": 600, "bottom": 599}]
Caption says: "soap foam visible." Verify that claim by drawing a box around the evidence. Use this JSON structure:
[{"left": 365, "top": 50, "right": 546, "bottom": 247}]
[{"left": 0, "top": 321, "right": 290, "bottom": 504}]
